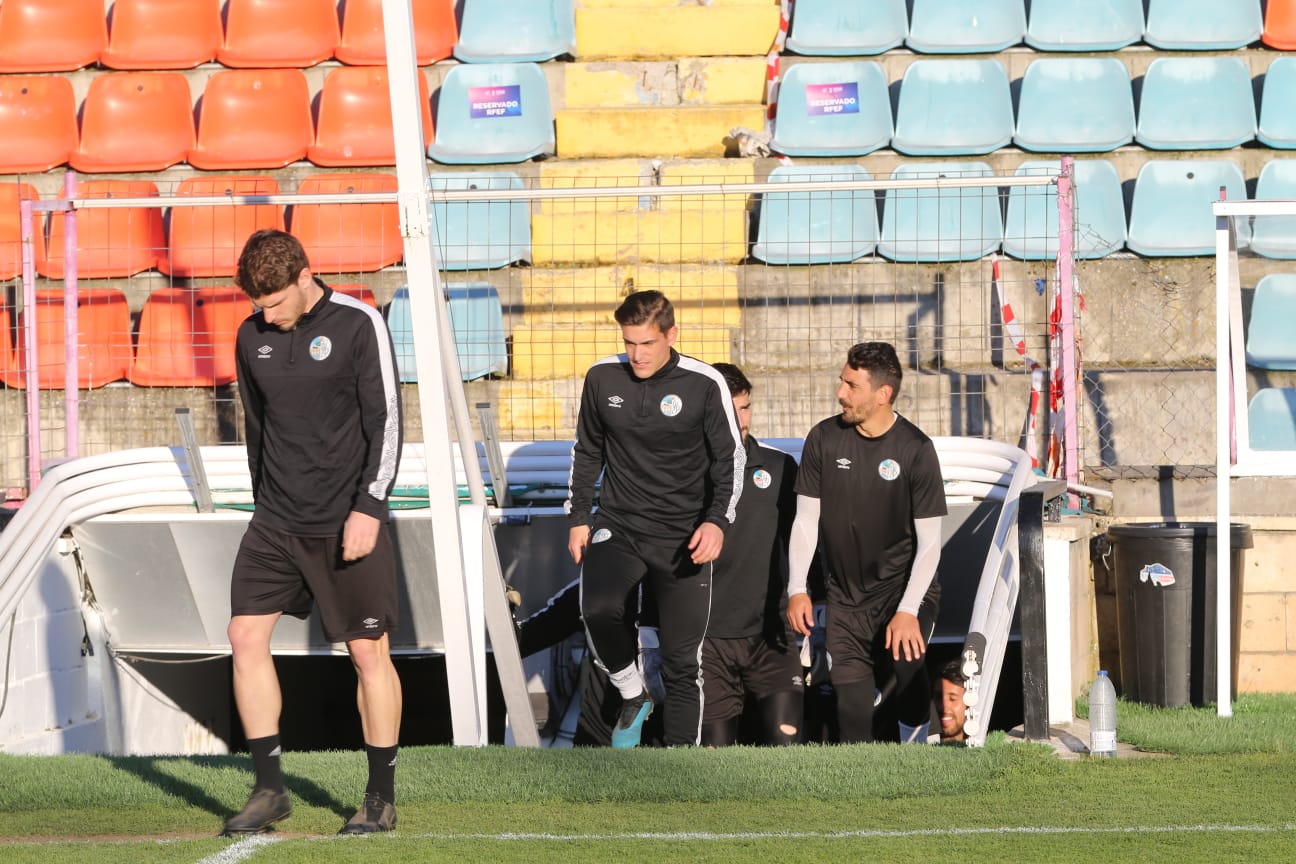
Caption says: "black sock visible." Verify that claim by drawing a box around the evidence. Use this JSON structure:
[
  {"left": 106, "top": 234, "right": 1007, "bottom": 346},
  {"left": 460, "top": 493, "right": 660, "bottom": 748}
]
[
  {"left": 365, "top": 744, "right": 398, "bottom": 804},
  {"left": 247, "top": 734, "right": 284, "bottom": 793}
]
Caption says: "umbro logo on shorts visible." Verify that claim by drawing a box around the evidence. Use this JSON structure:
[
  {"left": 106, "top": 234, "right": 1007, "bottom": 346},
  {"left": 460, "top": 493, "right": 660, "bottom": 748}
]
[{"left": 363, "top": 617, "right": 380, "bottom": 629}]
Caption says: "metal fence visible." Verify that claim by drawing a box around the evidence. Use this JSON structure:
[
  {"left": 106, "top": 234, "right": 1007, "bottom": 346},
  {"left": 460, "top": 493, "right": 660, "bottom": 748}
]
[{"left": 1, "top": 160, "right": 1216, "bottom": 499}]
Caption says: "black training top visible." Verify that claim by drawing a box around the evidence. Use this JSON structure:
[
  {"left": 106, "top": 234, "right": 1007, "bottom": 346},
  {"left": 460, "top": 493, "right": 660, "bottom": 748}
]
[
  {"left": 795, "top": 413, "right": 946, "bottom": 609},
  {"left": 708, "top": 435, "right": 798, "bottom": 639},
  {"left": 566, "top": 349, "right": 745, "bottom": 545},
  {"left": 235, "top": 282, "right": 403, "bottom": 535}
]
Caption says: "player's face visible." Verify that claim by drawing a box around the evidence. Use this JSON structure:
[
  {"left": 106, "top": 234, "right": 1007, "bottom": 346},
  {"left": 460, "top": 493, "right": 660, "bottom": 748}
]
[
  {"left": 836, "top": 365, "right": 892, "bottom": 427},
  {"left": 731, "top": 390, "right": 752, "bottom": 442},
  {"left": 254, "top": 270, "right": 314, "bottom": 331},
  {"left": 939, "top": 679, "right": 967, "bottom": 741},
  {"left": 621, "top": 321, "right": 677, "bottom": 379}
]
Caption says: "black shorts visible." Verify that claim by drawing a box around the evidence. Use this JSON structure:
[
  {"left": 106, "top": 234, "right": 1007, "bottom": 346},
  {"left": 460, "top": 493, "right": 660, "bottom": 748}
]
[
  {"left": 230, "top": 520, "right": 399, "bottom": 644},
  {"left": 701, "top": 633, "right": 804, "bottom": 723},
  {"left": 826, "top": 590, "right": 939, "bottom": 687}
]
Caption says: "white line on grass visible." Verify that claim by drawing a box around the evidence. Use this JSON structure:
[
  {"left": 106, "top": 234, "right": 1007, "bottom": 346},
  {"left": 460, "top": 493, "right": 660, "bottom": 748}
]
[
  {"left": 195, "top": 834, "right": 280, "bottom": 864},
  {"left": 390, "top": 823, "right": 1296, "bottom": 842}
]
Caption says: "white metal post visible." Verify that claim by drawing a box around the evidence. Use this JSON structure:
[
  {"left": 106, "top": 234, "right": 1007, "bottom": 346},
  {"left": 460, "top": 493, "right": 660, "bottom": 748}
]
[
  {"left": 380, "top": 0, "right": 484, "bottom": 744},
  {"left": 1212, "top": 203, "right": 1233, "bottom": 718}
]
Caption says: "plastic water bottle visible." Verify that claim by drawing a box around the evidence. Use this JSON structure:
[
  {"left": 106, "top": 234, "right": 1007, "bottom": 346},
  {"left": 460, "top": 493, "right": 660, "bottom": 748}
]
[{"left": 1088, "top": 670, "right": 1118, "bottom": 757}]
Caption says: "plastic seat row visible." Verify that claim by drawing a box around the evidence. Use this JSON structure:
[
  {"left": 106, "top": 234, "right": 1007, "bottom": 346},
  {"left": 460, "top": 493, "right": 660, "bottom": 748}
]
[
  {"left": 0, "top": 171, "right": 531, "bottom": 280},
  {"left": 0, "top": 0, "right": 574, "bottom": 72},
  {"left": 785, "top": 0, "right": 1267, "bottom": 56},
  {"left": 0, "top": 283, "right": 367, "bottom": 388},
  {"left": 753, "top": 158, "right": 1296, "bottom": 265},
  {"left": 772, "top": 56, "right": 1296, "bottom": 159},
  {"left": 0, "top": 280, "right": 504, "bottom": 389},
  {"left": 1245, "top": 274, "right": 1296, "bottom": 450},
  {"left": 0, "top": 62, "right": 553, "bottom": 174}
]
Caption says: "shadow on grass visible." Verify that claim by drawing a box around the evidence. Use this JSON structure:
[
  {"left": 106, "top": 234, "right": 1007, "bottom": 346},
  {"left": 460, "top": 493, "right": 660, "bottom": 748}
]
[{"left": 107, "top": 755, "right": 352, "bottom": 822}]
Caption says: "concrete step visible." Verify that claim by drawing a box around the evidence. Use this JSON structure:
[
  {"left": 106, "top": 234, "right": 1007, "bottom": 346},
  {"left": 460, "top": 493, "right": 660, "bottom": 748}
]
[
  {"left": 555, "top": 104, "right": 767, "bottom": 157},
  {"left": 520, "top": 265, "right": 740, "bottom": 326},
  {"left": 575, "top": 2, "right": 781, "bottom": 60},
  {"left": 532, "top": 206, "right": 748, "bottom": 265},
  {"left": 531, "top": 159, "right": 753, "bottom": 264},
  {"left": 511, "top": 321, "right": 734, "bottom": 378},
  {"left": 562, "top": 57, "right": 768, "bottom": 107}
]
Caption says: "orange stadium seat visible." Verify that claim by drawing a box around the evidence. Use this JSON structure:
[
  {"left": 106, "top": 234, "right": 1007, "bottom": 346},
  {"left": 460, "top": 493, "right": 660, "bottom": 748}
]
[
  {"left": 161, "top": 176, "right": 285, "bottom": 278},
  {"left": 189, "top": 69, "right": 314, "bottom": 170},
  {"left": 308, "top": 66, "right": 433, "bottom": 166},
  {"left": 195, "top": 285, "right": 252, "bottom": 384},
  {"left": 130, "top": 286, "right": 250, "bottom": 387},
  {"left": 0, "top": 183, "right": 44, "bottom": 281},
  {"left": 71, "top": 72, "right": 195, "bottom": 173},
  {"left": 0, "top": 76, "right": 79, "bottom": 173},
  {"left": 332, "top": 284, "right": 379, "bottom": 307},
  {"left": 41, "top": 180, "right": 165, "bottom": 279},
  {"left": 290, "top": 172, "right": 402, "bottom": 273},
  {"left": 100, "top": 0, "right": 222, "bottom": 70},
  {"left": 218, "top": 0, "right": 340, "bottom": 68},
  {"left": 4, "top": 288, "right": 133, "bottom": 389},
  {"left": 1265, "top": 0, "right": 1296, "bottom": 49},
  {"left": 335, "top": 0, "right": 457, "bottom": 65},
  {"left": 0, "top": 0, "right": 106, "bottom": 73}
]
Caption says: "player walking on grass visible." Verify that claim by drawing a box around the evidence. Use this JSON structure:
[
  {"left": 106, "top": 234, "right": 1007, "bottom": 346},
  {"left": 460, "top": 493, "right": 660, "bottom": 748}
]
[
  {"left": 222, "top": 230, "right": 404, "bottom": 836},
  {"left": 566, "top": 290, "right": 744, "bottom": 747},
  {"left": 786, "top": 342, "right": 946, "bottom": 743}
]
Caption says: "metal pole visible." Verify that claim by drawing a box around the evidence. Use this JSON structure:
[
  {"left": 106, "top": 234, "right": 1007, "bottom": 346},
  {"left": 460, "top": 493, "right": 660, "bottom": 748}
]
[
  {"left": 19, "top": 199, "right": 39, "bottom": 491},
  {"left": 380, "top": 0, "right": 483, "bottom": 745},
  {"left": 63, "top": 172, "right": 78, "bottom": 458},
  {"left": 1055, "top": 156, "right": 1081, "bottom": 508},
  {"left": 1212, "top": 200, "right": 1236, "bottom": 718}
]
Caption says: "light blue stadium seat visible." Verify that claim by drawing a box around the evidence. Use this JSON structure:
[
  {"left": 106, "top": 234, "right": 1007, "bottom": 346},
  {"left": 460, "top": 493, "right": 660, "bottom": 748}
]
[
  {"left": 1014, "top": 58, "right": 1134, "bottom": 153},
  {"left": 878, "top": 162, "right": 1002, "bottom": 262},
  {"left": 446, "top": 282, "right": 509, "bottom": 380},
  {"left": 785, "top": 0, "right": 907, "bottom": 56},
  {"left": 905, "top": 0, "right": 1025, "bottom": 53},
  {"left": 1250, "top": 160, "right": 1296, "bottom": 259},
  {"left": 1024, "top": 0, "right": 1142, "bottom": 51},
  {"left": 427, "top": 63, "right": 554, "bottom": 164},
  {"left": 1259, "top": 56, "right": 1296, "bottom": 149},
  {"left": 1126, "top": 160, "right": 1249, "bottom": 257},
  {"left": 1144, "top": 0, "right": 1263, "bottom": 50},
  {"left": 892, "top": 59, "right": 1013, "bottom": 156},
  {"left": 428, "top": 172, "right": 531, "bottom": 270},
  {"left": 1135, "top": 57, "right": 1257, "bottom": 151},
  {"left": 751, "top": 164, "right": 878, "bottom": 265},
  {"left": 387, "top": 287, "right": 418, "bottom": 383},
  {"left": 454, "top": 0, "right": 575, "bottom": 63},
  {"left": 1249, "top": 388, "right": 1296, "bottom": 450},
  {"left": 1002, "top": 160, "right": 1126, "bottom": 260},
  {"left": 1246, "top": 274, "right": 1296, "bottom": 369},
  {"left": 388, "top": 283, "right": 509, "bottom": 383},
  {"left": 771, "top": 61, "right": 892, "bottom": 157}
]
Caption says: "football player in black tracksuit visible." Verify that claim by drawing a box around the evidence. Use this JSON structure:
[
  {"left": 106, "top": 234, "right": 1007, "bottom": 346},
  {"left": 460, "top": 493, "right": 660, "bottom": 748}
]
[
  {"left": 700, "top": 363, "right": 804, "bottom": 746},
  {"left": 566, "top": 290, "right": 744, "bottom": 748},
  {"left": 223, "top": 230, "right": 404, "bottom": 836},
  {"left": 787, "top": 342, "right": 947, "bottom": 744}
]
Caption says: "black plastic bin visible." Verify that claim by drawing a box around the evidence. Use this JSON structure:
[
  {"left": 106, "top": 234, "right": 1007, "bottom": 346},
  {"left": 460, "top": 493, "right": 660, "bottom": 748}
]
[{"left": 1107, "top": 522, "right": 1252, "bottom": 708}]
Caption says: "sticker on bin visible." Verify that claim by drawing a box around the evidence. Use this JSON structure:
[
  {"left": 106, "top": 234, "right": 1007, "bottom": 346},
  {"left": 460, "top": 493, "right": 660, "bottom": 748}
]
[{"left": 1138, "top": 563, "right": 1175, "bottom": 587}]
